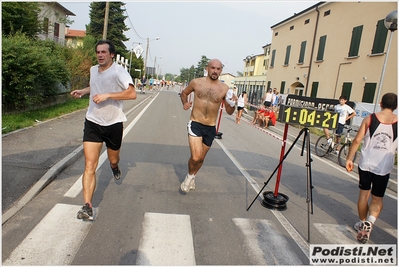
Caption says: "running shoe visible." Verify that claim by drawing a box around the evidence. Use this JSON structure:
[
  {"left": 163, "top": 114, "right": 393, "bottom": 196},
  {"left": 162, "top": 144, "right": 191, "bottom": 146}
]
[
  {"left": 77, "top": 203, "right": 93, "bottom": 221},
  {"left": 181, "top": 174, "right": 195, "bottom": 193},
  {"left": 189, "top": 178, "right": 195, "bottom": 190},
  {"left": 327, "top": 138, "right": 332, "bottom": 145},
  {"left": 111, "top": 165, "right": 122, "bottom": 180},
  {"left": 353, "top": 221, "right": 363, "bottom": 232},
  {"left": 357, "top": 221, "right": 373, "bottom": 244}
]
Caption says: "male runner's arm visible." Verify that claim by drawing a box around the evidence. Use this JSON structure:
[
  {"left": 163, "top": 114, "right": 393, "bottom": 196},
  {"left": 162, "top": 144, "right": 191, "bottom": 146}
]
[
  {"left": 93, "top": 84, "right": 137, "bottom": 103},
  {"left": 345, "top": 115, "right": 369, "bottom": 172},
  {"left": 181, "top": 81, "right": 195, "bottom": 110},
  {"left": 70, "top": 86, "right": 90, "bottom": 99}
]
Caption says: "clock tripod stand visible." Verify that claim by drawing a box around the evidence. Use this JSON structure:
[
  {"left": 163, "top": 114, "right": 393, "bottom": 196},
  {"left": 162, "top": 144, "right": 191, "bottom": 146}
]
[{"left": 247, "top": 126, "right": 315, "bottom": 242}]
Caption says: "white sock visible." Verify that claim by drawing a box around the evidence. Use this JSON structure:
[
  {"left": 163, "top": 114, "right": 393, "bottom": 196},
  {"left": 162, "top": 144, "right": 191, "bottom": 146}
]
[
  {"left": 367, "top": 215, "right": 376, "bottom": 224},
  {"left": 187, "top": 173, "right": 195, "bottom": 179}
]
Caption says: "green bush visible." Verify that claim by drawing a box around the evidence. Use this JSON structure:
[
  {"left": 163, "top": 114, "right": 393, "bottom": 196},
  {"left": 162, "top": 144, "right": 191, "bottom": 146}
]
[
  {"left": 2, "top": 33, "right": 70, "bottom": 110},
  {"left": 65, "top": 35, "right": 97, "bottom": 90}
]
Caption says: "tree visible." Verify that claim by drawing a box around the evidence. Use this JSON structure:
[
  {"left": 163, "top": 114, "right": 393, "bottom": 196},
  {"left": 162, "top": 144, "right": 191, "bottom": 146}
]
[
  {"left": 178, "top": 56, "right": 210, "bottom": 83},
  {"left": 195, "top": 55, "right": 210, "bottom": 77},
  {"left": 86, "top": 2, "right": 130, "bottom": 57},
  {"left": 2, "top": 2, "right": 41, "bottom": 38}
]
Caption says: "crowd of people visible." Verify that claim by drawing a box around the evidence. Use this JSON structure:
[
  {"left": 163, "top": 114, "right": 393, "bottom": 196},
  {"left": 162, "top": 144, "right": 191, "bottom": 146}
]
[{"left": 232, "top": 87, "right": 279, "bottom": 129}]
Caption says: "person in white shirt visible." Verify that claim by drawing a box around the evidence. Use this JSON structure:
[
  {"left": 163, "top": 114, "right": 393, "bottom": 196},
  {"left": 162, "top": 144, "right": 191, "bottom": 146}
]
[
  {"left": 70, "top": 40, "right": 137, "bottom": 221},
  {"left": 235, "top": 91, "right": 247, "bottom": 124},
  {"left": 323, "top": 95, "right": 356, "bottom": 151},
  {"left": 262, "top": 88, "right": 273, "bottom": 108}
]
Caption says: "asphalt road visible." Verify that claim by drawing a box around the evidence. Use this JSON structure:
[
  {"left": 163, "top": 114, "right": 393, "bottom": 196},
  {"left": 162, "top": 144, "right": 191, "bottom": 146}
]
[{"left": 2, "top": 86, "right": 397, "bottom": 265}]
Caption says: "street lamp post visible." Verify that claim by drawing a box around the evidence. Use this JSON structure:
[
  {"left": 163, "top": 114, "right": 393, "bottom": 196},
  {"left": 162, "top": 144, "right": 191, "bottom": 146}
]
[
  {"left": 374, "top": 10, "right": 397, "bottom": 112},
  {"left": 143, "top": 37, "right": 160, "bottom": 79}
]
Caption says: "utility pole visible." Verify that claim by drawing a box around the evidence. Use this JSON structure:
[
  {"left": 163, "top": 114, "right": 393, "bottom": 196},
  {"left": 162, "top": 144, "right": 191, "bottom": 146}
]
[
  {"left": 102, "top": 2, "right": 110, "bottom": 40},
  {"left": 153, "top": 56, "right": 157, "bottom": 78},
  {"left": 144, "top": 37, "right": 149, "bottom": 78}
]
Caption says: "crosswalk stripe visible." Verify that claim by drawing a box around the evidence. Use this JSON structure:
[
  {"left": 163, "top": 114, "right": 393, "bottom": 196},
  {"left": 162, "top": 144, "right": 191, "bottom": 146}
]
[
  {"left": 314, "top": 223, "right": 357, "bottom": 244},
  {"left": 233, "top": 218, "right": 303, "bottom": 265},
  {"left": 383, "top": 228, "right": 397, "bottom": 237},
  {"left": 136, "top": 212, "right": 196, "bottom": 266},
  {"left": 3, "top": 204, "right": 96, "bottom": 265}
]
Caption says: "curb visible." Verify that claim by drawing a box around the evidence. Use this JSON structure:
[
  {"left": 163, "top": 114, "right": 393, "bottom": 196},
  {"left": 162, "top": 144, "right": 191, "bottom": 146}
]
[{"left": 2, "top": 145, "right": 83, "bottom": 225}]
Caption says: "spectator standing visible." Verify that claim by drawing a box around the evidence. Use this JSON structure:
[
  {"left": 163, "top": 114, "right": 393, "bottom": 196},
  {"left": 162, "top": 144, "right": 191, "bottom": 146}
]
[
  {"left": 272, "top": 90, "right": 280, "bottom": 113},
  {"left": 262, "top": 88, "right": 273, "bottom": 108},
  {"left": 236, "top": 91, "right": 248, "bottom": 124}
]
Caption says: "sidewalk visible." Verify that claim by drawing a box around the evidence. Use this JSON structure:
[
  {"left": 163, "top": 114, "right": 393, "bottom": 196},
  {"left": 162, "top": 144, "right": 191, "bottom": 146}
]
[{"left": 242, "top": 109, "right": 397, "bottom": 193}]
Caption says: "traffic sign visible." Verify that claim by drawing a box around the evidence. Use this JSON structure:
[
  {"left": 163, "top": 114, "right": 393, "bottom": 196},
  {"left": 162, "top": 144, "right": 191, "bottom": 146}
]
[{"left": 133, "top": 45, "right": 143, "bottom": 58}]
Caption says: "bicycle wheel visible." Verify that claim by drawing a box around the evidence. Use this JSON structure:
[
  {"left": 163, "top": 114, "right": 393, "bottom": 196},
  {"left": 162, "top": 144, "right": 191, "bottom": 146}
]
[
  {"left": 338, "top": 143, "right": 357, "bottom": 167},
  {"left": 315, "top": 135, "right": 330, "bottom": 157}
]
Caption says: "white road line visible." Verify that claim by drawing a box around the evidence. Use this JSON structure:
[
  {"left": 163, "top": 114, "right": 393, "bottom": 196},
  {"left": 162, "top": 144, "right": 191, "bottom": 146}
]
[
  {"left": 136, "top": 212, "right": 196, "bottom": 266},
  {"left": 3, "top": 204, "right": 96, "bottom": 265},
  {"left": 64, "top": 93, "right": 160, "bottom": 198},
  {"left": 216, "top": 139, "right": 311, "bottom": 259},
  {"left": 383, "top": 228, "right": 397, "bottom": 238},
  {"left": 233, "top": 218, "right": 303, "bottom": 265},
  {"left": 313, "top": 223, "right": 358, "bottom": 244}
]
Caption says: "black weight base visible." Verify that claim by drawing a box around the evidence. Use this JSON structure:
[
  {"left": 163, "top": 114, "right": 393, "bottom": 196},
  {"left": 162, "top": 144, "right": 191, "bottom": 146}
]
[
  {"left": 215, "top": 132, "right": 223, "bottom": 139},
  {"left": 261, "top": 191, "right": 289, "bottom": 211}
]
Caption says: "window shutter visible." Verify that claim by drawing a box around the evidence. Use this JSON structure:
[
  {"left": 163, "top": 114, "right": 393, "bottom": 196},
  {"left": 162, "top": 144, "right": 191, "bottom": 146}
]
[
  {"left": 371, "top": 20, "right": 388, "bottom": 54},
  {"left": 311, "top": 82, "right": 319, "bottom": 98},
  {"left": 348, "top": 25, "right": 363, "bottom": 57},
  {"left": 299, "top": 41, "right": 306, "bottom": 63},
  {"left": 284, "top": 45, "right": 291, "bottom": 65},
  {"left": 316, "top": 35, "right": 327, "bottom": 60},
  {"left": 270, "top": 49, "right": 276, "bottom": 67}
]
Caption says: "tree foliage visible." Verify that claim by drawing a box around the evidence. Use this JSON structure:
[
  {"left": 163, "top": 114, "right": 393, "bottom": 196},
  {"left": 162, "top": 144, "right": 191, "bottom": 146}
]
[
  {"left": 2, "top": 2, "right": 41, "bottom": 38},
  {"left": 195, "top": 55, "right": 210, "bottom": 77},
  {"left": 86, "top": 2, "right": 130, "bottom": 57},
  {"left": 178, "top": 55, "right": 210, "bottom": 83},
  {"left": 65, "top": 35, "right": 98, "bottom": 90},
  {"left": 2, "top": 33, "right": 70, "bottom": 110}
]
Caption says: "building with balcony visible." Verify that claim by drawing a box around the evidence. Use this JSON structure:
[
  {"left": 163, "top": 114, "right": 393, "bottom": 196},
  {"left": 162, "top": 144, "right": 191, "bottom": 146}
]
[
  {"left": 37, "top": 2, "right": 75, "bottom": 45},
  {"left": 234, "top": 44, "right": 272, "bottom": 106}
]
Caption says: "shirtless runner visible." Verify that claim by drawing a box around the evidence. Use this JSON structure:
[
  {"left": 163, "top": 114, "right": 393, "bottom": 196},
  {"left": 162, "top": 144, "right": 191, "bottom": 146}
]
[{"left": 180, "top": 59, "right": 238, "bottom": 193}]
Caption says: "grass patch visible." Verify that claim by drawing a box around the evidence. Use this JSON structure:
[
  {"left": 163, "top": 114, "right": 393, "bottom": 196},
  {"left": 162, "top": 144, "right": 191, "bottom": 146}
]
[{"left": 2, "top": 97, "right": 89, "bottom": 134}]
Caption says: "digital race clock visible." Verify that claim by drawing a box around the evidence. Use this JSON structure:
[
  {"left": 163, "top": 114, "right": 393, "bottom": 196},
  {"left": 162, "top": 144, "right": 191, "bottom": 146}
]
[{"left": 278, "top": 105, "right": 338, "bottom": 129}]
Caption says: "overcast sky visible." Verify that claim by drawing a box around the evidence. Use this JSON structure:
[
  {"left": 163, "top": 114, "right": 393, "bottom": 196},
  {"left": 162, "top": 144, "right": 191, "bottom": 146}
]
[{"left": 60, "top": 1, "right": 319, "bottom": 76}]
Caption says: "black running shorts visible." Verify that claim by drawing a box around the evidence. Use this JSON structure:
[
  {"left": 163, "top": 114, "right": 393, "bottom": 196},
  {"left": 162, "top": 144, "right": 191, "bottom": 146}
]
[
  {"left": 187, "top": 120, "right": 216, "bottom": 147},
  {"left": 83, "top": 119, "right": 123, "bottom": 151},
  {"left": 358, "top": 167, "right": 390, "bottom": 197}
]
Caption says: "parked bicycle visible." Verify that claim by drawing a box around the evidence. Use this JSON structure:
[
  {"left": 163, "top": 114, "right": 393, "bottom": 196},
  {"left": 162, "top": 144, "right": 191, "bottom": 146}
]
[{"left": 314, "top": 125, "right": 358, "bottom": 167}]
